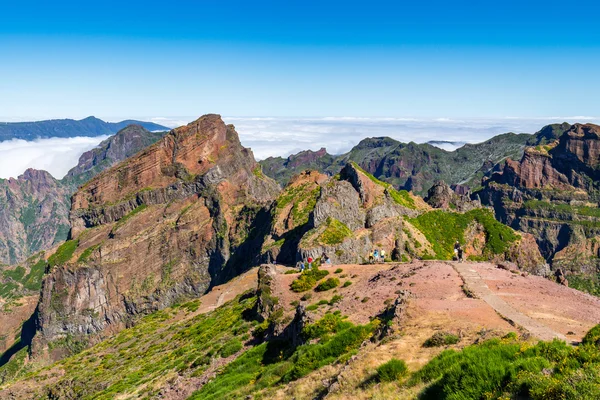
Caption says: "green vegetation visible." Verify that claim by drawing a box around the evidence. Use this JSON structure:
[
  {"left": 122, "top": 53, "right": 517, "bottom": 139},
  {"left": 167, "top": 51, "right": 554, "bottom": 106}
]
[
  {"left": 48, "top": 239, "right": 79, "bottom": 267},
  {"left": 408, "top": 209, "right": 519, "bottom": 259},
  {"left": 2, "top": 295, "right": 259, "bottom": 398},
  {"left": 0, "top": 342, "right": 32, "bottom": 384},
  {"left": 423, "top": 332, "right": 460, "bottom": 347},
  {"left": 252, "top": 165, "right": 265, "bottom": 179},
  {"left": 2, "top": 266, "right": 26, "bottom": 282},
  {"left": 315, "top": 277, "right": 340, "bottom": 292},
  {"left": 410, "top": 329, "right": 600, "bottom": 400},
  {"left": 0, "top": 256, "right": 47, "bottom": 302},
  {"left": 219, "top": 339, "right": 243, "bottom": 358},
  {"left": 569, "top": 273, "right": 600, "bottom": 298},
  {"left": 276, "top": 183, "right": 321, "bottom": 227},
  {"left": 290, "top": 268, "right": 329, "bottom": 292},
  {"left": 524, "top": 200, "right": 600, "bottom": 219},
  {"left": 191, "top": 312, "right": 379, "bottom": 399},
  {"left": 342, "top": 281, "right": 352, "bottom": 288},
  {"left": 319, "top": 217, "right": 353, "bottom": 245},
  {"left": 78, "top": 244, "right": 101, "bottom": 263},
  {"left": 583, "top": 325, "right": 600, "bottom": 347},
  {"left": 377, "top": 358, "right": 408, "bottom": 382},
  {"left": 334, "top": 268, "right": 343, "bottom": 274}
]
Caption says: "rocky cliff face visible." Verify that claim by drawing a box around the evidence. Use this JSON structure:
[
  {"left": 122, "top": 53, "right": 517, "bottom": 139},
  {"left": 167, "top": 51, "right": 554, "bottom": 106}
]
[
  {"left": 31, "top": 115, "right": 280, "bottom": 359},
  {"left": 0, "top": 126, "right": 167, "bottom": 266},
  {"left": 0, "top": 170, "right": 71, "bottom": 265},
  {"left": 479, "top": 123, "right": 600, "bottom": 274}
]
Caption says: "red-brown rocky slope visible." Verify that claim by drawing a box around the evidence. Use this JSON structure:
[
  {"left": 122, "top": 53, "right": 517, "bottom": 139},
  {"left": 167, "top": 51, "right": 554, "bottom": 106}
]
[{"left": 31, "top": 114, "right": 280, "bottom": 360}]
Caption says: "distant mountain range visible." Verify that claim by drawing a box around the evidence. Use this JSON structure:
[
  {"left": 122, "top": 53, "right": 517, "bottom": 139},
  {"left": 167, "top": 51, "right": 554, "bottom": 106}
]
[
  {"left": 260, "top": 124, "right": 571, "bottom": 195},
  {"left": 0, "top": 116, "right": 169, "bottom": 141}
]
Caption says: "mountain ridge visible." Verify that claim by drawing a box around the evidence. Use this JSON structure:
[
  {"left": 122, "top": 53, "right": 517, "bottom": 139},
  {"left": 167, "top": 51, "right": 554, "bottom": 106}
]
[{"left": 0, "top": 116, "right": 169, "bottom": 142}]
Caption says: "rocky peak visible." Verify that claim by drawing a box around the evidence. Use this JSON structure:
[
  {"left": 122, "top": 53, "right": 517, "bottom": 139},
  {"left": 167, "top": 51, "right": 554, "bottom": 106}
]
[
  {"left": 286, "top": 148, "right": 329, "bottom": 168},
  {"left": 29, "top": 114, "right": 280, "bottom": 355},
  {"left": 70, "top": 114, "right": 277, "bottom": 234},
  {"left": 425, "top": 181, "right": 481, "bottom": 212},
  {"left": 8, "top": 169, "right": 58, "bottom": 192}
]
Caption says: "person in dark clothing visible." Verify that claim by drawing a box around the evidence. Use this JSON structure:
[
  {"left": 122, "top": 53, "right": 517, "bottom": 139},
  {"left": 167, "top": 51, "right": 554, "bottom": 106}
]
[{"left": 454, "top": 240, "right": 464, "bottom": 262}]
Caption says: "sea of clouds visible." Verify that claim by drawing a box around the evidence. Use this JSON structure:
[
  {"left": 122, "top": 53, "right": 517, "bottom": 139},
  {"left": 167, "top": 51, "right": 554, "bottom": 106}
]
[
  {"left": 0, "top": 136, "right": 110, "bottom": 180},
  {"left": 1, "top": 116, "right": 599, "bottom": 180},
  {"left": 148, "top": 116, "right": 600, "bottom": 160}
]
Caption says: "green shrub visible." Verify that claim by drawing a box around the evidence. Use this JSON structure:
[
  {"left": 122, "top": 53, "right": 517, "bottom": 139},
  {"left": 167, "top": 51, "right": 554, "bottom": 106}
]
[
  {"left": 361, "top": 297, "right": 370, "bottom": 303},
  {"left": 300, "top": 293, "right": 312, "bottom": 301},
  {"left": 220, "top": 339, "right": 243, "bottom": 358},
  {"left": 377, "top": 358, "right": 408, "bottom": 382},
  {"left": 302, "top": 313, "right": 353, "bottom": 340},
  {"left": 290, "top": 268, "right": 329, "bottom": 292},
  {"left": 582, "top": 324, "right": 600, "bottom": 347},
  {"left": 334, "top": 268, "right": 344, "bottom": 274},
  {"left": 316, "top": 278, "right": 340, "bottom": 292},
  {"left": 342, "top": 281, "right": 352, "bottom": 288},
  {"left": 329, "top": 295, "right": 343, "bottom": 305},
  {"left": 410, "top": 331, "right": 600, "bottom": 400},
  {"left": 319, "top": 218, "right": 353, "bottom": 245},
  {"left": 423, "top": 332, "right": 460, "bottom": 348}
]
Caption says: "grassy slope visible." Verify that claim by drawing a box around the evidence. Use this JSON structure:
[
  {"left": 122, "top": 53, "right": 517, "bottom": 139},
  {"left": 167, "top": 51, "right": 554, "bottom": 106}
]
[
  {"left": 408, "top": 209, "right": 519, "bottom": 260},
  {"left": 0, "top": 293, "right": 378, "bottom": 399}
]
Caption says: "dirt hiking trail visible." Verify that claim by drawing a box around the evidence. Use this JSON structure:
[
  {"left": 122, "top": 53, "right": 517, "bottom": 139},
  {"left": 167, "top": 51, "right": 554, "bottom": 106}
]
[{"left": 453, "top": 262, "right": 567, "bottom": 342}]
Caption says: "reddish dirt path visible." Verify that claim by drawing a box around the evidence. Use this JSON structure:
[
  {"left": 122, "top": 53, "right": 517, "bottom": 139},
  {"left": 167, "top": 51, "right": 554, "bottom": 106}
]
[{"left": 453, "top": 262, "right": 566, "bottom": 341}]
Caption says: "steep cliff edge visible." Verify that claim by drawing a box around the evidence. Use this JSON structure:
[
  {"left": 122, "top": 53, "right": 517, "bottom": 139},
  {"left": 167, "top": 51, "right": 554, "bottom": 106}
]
[
  {"left": 31, "top": 115, "right": 280, "bottom": 360},
  {"left": 479, "top": 123, "right": 600, "bottom": 276}
]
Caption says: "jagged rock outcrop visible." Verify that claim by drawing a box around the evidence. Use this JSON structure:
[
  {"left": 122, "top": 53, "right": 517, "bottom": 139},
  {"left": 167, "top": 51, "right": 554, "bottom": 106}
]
[
  {"left": 30, "top": 115, "right": 280, "bottom": 358},
  {"left": 425, "top": 180, "right": 481, "bottom": 211},
  {"left": 479, "top": 123, "right": 600, "bottom": 274}
]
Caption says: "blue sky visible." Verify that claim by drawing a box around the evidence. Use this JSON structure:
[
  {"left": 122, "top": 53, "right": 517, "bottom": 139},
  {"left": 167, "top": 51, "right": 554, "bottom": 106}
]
[{"left": 1, "top": 0, "right": 599, "bottom": 119}]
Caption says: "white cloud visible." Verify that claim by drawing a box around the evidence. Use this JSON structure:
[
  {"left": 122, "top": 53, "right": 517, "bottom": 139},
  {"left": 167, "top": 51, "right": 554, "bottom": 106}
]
[
  {"left": 0, "top": 136, "right": 110, "bottom": 180},
  {"left": 2, "top": 115, "right": 600, "bottom": 181}
]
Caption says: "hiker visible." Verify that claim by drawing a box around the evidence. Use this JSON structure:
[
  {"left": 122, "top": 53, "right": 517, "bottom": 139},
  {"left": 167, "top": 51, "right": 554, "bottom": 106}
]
[
  {"left": 373, "top": 249, "right": 379, "bottom": 263},
  {"left": 454, "top": 240, "right": 463, "bottom": 262},
  {"left": 380, "top": 249, "right": 386, "bottom": 263},
  {"left": 297, "top": 260, "right": 305, "bottom": 272},
  {"left": 307, "top": 256, "right": 313, "bottom": 269},
  {"left": 322, "top": 252, "right": 332, "bottom": 265},
  {"left": 368, "top": 250, "right": 375, "bottom": 264}
]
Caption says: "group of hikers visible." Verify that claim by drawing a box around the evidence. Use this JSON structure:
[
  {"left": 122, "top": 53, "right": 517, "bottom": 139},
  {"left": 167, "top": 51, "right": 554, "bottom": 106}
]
[
  {"left": 368, "top": 248, "right": 386, "bottom": 264},
  {"left": 296, "top": 252, "right": 332, "bottom": 272},
  {"left": 295, "top": 239, "right": 465, "bottom": 272}
]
